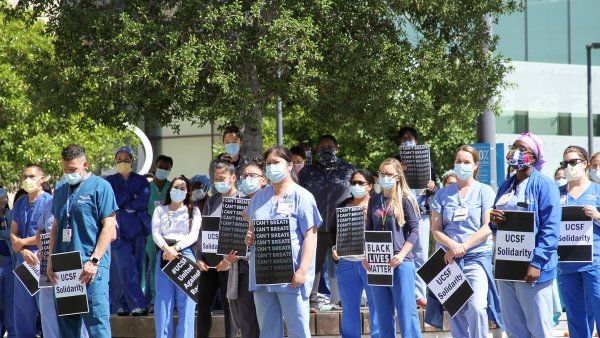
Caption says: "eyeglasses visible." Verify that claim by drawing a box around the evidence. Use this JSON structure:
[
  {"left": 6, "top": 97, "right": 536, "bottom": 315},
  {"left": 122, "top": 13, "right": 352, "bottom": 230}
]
[
  {"left": 378, "top": 171, "right": 398, "bottom": 178},
  {"left": 240, "top": 173, "right": 264, "bottom": 179},
  {"left": 350, "top": 180, "right": 369, "bottom": 186},
  {"left": 508, "top": 145, "right": 530, "bottom": 152},
  {"left": 560, "top": 159, "right": 586, "bottom": 168},
  {"left": 116, "top": 160, "right": 132, "bottom": 164}
]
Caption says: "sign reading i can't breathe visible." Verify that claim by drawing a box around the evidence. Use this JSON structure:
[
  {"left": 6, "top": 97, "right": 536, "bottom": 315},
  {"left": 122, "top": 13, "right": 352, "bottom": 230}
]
[
  {"left": 253, "top": 218, "right": 294, "bottom": 285},
  {"left": 200, "top": 216, "right": 222, "bottom": 267},
  {"left": 559, "top": 206, "right": 593, "bottom": 262},
  {"left": 417, "top": 248, "right": 473, "bottom": 317},
  {"left": 161, "top": 255, "right": 201, "bottom": 302},
  {"left": 398, "top": 145, "right": 432, "bottom": 189},
  {"left": 335, "top": 206, "right": 365, "bottom": 257},
  {"left": 365, "top": 231, "right": 394, "bottom": 286},
  {"left": 38, "top": 233, "right": 52, "bottom": 288},
  {"left": 13, "top": 261, "right": 40, "bottom": 296},
  {"left": 494, "top": 211, "right": 535, "bottom": 282},
  {"left": 217, "top": 197, "right": 250, "bottom": 257},
  {"left": 51, "top": 251, "right": 88, "bottom": 316}
]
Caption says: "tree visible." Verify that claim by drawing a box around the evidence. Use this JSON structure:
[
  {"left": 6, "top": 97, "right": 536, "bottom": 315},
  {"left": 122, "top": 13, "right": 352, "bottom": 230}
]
[
  {"left": 0, "top": 6, "right": 137, "bottom": 187},
  {"left": 14, "top": 0, "right": 519, "bottom": 171}
]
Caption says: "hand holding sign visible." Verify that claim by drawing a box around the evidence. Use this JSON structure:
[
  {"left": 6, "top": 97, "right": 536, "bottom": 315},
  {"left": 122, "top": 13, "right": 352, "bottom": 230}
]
[
  {"left": 196, "top": 260, "right": 209, "bottom": 272},
  {"left": 163, "top": 246, "right": 179, "bottom": 261},
  {"left": 525, "top": 266, "right": 540, "bottom": 285},
  {"left": 583, "top": 205, "right": 600, "bottom": 220},
  {"left": 79, "top": 261, "right": 98, "bottom": 285},
  {"left": 22, "top": 248, "right": 39, "bottom": 266},
  {"left": 291, "top": 269, "right": 307, "bottom": 288},
  {"left": 47, "top": 258, "right": 57, "bottom": 285}
]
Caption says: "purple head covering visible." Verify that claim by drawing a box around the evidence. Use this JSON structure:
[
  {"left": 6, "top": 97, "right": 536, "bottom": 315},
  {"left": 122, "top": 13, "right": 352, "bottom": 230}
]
[{"left": 517, "top": 132, "right": 545, "bottom": 170}]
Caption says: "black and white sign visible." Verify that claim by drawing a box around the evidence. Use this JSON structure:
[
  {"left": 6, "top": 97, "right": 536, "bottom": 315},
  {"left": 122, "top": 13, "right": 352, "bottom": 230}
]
[
  {"left": 253, "top": 219, "right": 294, "bottom": 285},
  {"left": 217, "top": 197, "right": 250, "bottom": 257},
  {"left": 417, "top": 248, "right": 473, "bottom": 317},
  {"left": 51, "top": 251, "right": 89, "bottom": 316},
  {"left": 161, "top": 255, "right": 201, "bottom": 302},
  {"left": 200, "top": 216, "right": 222, "bottom": 267},
  {"left": 13, "top": 261, "right": 40, "bottom": 296},
  {"left": 494, "top": 211, "right": 535, "bottom": 281},
  {"left": 559, "top": 206, "right": 593, "bottom": 262},
  {"left": 399, "top": 145, "right": 432, "bottom": 189},
  {"left": 39, "top": 233, "right": 52, "bottom": 288},
  {"left": 365, "top": 231, "right": 394, "bottom": 286},
  {"left": 336, "top": 206, "right": 365, "bottom": 257}
]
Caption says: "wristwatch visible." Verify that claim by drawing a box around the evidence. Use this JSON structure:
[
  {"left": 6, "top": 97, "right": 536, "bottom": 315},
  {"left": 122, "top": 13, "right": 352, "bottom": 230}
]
[
  {"left": 174, "top": 244, "right": 181, "bottom": 252},
  {"left": 89, "top": 257, "right": 99, "bottom": 266}
]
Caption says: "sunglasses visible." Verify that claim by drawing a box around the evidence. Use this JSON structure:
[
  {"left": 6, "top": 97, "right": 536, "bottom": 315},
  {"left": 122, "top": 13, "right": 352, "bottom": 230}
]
[
  {"left": 350, "top": 180, "right": 369, "bottom": 186},
  {"left": 560, "top": 159, "right": 586, "bottom": 168}
]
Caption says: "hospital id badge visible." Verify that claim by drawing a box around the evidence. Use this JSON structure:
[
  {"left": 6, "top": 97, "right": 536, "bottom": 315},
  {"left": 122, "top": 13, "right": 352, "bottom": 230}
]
[
  {"left": 452, "top": 208, "right": 468, "bottom": 222},
  {"left": 277, "top": 202, "right": 294, "bottom": 216},
  {"left": 62, "top": 228, "right": 72, "bottom": 242},
  {"left": 496, "top": 192, "right": 513, "bottom": 206}
]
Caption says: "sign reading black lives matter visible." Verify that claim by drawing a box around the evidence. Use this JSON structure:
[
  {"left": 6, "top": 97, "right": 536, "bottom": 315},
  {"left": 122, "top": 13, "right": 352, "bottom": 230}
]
[
  {"left": 217, "top": 197, "right": 250, "bottom": 257},
  {"left": 336, "top": 206, "right": 365, "bottom": 257},
  {"left": 559, "top": 206, "right": 593, "bottom": 262},
  {"left": 253, "top": 219, "right": 294, "bottom": 285},
  {"left": 161, "top": 255, "right": 201, "bottom": 302},
  {"left": 365, "top": 231, "right": 394, "bottom": 286},
  {"left": 494, "top": 211, "right": 535, "bottom": 281},
  {"left": 417, "top": 248, "right": 473, "bottom": 317},
  {"left": 38, "top": 233, "right": 52, "bottom": 288},
  {"left": 200, "top": 216, "right": 222, "bottom": 267},
  {"left": 13, "top": 261, "right": 40, "bottom": 296},
  {"left": 51, "top": 251, "right": 89, "bottom": 316},
  {"left": 399, "top": 145, "right": 432, "bottom": 189}
]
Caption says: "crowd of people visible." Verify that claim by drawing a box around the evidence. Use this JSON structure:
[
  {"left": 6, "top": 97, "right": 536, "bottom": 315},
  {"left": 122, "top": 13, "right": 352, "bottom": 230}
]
[{"left": 0, "top": 125, "right": 599, "bottom": 338}]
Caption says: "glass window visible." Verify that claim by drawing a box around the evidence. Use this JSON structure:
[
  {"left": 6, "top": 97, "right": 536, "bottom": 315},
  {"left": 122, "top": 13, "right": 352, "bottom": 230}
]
[
  {"left": 514, "top": 111, "right": 529, "bottom": 134},
  {"left": 527, "top": 0, "right": 569, "bottom": 63},
  {"left": 571, "top": 0, "right": 600, "bottom": 66},
  {"left": 557, "top": 113, "right": 572, "bottom": 135},
  {"left": 495, "top": 12, "right": 526, "bottom": 61},
  {"left": 497, "top": 110, "right": 516, "bottom": 134}
]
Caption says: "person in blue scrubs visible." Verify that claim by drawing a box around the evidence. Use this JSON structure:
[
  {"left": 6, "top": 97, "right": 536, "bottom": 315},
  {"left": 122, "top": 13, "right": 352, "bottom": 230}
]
[
  {"left": 331, "top": 169, "right": 380, "bottom": 338},
  {"left": 428, "top": 145, "right": 504, "bottom": 337},
  {"left": 144, "top": 154, "right": 173, "bottom": 310},
  {"left": 557, "top": 146, "right": 600, "bottom": 338},
  {"left": 0, "top": 188, "right": 15, "bottom": 338},
  {"left": 152, "top": 176, "right": 201, "bottom": 338},
  {"left": 490, "top": 132, "right": 560, "bottom": 338},
  {"left": 105, "top": 146, "right": 151, "bottom": 316},
  {"left": 364, "top": 158, "right": 422, "bottom": 338},
  {"left": 48, "top": 144, "right": 118, "bottom": 338},
  {"left": 245, "top": 146, "right": 322, "bottom": 338},
  {"left": 10, "top": 164, "right": 59, "bottom": 338}
]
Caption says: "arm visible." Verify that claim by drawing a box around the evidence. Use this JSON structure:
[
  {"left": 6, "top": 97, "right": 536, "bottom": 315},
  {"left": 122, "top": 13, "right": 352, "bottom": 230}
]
[
  {"left": 92, "top": 213, "right": 117, "bottom": 260},
  {"left": 176, "top": 208, "right": 201, "bottom": 250},
  {"left": 530, "top": 181, "right": 561, "bottom": 270},
  {"left": 291, "top": 226, "right": 318, "bottom": 288},
  {"left": 390, "top": 197, "right": 419, "bottom": 267},
  {"left": 124, "top": 179, "right": 151, "bottom": 210},
  {"left": 151, "top": 207, "right": 167, "bottom": 249}
]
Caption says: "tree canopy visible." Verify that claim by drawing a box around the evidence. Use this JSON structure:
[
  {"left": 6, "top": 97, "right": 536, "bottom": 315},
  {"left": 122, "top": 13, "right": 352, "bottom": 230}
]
[{"left": 13, "top": 0, "right": 519, "bottom": 173}]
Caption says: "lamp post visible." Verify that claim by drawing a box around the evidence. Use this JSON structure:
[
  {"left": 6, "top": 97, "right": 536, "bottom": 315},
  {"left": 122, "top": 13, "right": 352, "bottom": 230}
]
[{"left": 586, "top": 43, "right": 600, "bottom": 154}]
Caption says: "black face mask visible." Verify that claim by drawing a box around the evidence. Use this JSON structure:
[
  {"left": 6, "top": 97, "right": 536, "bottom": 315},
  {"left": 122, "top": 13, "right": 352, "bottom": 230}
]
[{"left": 318, "top": 150, "right": 338, "bottom": 167}]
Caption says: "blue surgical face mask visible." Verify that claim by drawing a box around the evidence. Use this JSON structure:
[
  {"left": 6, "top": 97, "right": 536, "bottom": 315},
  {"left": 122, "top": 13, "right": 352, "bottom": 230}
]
[
  {"left": 378, "top": 176, "right": 396, "bottom": 190},
  {"left": 170, "top": 188, "right": 187, "bottom": 203},
  {"left": 224, "top": 143, "right": 240, "bottom": 156},
  {"left": 192, "top": 189, "right": 206, "bottom": 201},
  {"left": 401, "top": 140, "right": 417, "bottom": 147},
  {"left": 590, "top": 169, "right": 600, "bottom": 184},
  {"left": 555, "top": 178, "right": 567, "bottom": 187},
  {"left": 239, "top": 177, "right": 260, "bottom": 195},
  {"left": 155, "top": 168, "right": 170, "bottom": 181},
  {"left": 453, "top": 163, "right": 474, "bottom": 181},
  {"left": 266, "top": 164, "right": 288, "bottom": 184},
  {"left": 350, "top": 184, "right": 367, "bottom": 198},
  {"left": 64, "top": 172, "right": 82, "bottom": 185},
  {"left": 215, "top": 181, "right": 231, "bottom": 194}
]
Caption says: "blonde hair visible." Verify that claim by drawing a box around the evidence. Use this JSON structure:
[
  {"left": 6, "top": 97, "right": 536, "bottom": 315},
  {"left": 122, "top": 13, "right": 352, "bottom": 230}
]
[{"left": 379, "top": 158, "right": 421, "bottom": 226}]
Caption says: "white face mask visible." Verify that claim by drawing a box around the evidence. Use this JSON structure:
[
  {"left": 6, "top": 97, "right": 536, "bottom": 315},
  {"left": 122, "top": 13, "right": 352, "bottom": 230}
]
[
  {"left": 555, "top": 178, "right": 567, "bottom": 187},
  {"left": 590, "top": 169, "right": 600, "bottom": 183},
  {"left": 566, "top": 163, "right": 584, "bottom": 181}
]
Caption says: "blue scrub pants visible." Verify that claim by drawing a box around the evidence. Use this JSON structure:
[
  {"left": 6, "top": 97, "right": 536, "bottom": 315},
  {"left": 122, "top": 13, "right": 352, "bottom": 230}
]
[
  {"left": 143, "top": 235, "right": 157, "bottom": 305},
  {"left": 110, "top": 235, "right": 147, "bottom": 311},
  {"left": 371, "top": 261, "right": 421, "bottom": 338},
  {"left": 39, "top": 287, "right": 59, "bottom": 338},
  {"left": 337, "top": 259, "right": 380, "bottom": 338},
  {"left": 58, "top": 265, "right": 111, "bottom": 338},
  {"left": 0, "top": 255, "right": 15, "bottom": 337},
  {"left": 412, "top": 215, "right": 429, "bottom": 301},
  {"left": 154, "top": 249, "right": 196, "bottom": 338},
  {"left": 449, "top": 260, "right": 488, "bottom": 338},
  {"left": 13, "top": 255, "right": 40, "bottom": 338},
  {"left": 497, "top": 279, "right": 553, "bottom": 338},
  {"left": 558, "top": 269, "right": 600, "bottom": 338},
  {"left": 253, "top": 288, "right": 311, "bottom": 338}
]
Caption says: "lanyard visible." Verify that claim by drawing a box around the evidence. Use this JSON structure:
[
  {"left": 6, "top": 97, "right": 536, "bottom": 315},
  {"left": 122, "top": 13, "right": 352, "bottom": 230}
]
[
  {"left": 65, "top": 191, "right": 77, "bottom": 229},
  {"left": 380, "top": 196, "right": 394, "bottom": 230}
]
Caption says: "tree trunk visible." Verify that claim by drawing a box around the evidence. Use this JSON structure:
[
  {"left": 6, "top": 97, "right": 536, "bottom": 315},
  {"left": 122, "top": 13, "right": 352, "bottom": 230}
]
[{"left": 241, "top": 64, "right": 264, "bottom": 159}]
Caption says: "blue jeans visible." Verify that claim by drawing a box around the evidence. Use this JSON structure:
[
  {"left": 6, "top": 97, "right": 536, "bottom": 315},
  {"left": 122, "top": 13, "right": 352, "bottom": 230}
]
[
  {"left": 0, "top": 256, "right": 15, "bottom": 337},
  {"left": 371, "top": 261, "right": 421, "bottom": 338},
  {"left": 558, "top": 269, "right": 600, "bottom": 338},
  {"left": 154, "top": 248, "right": 196, "bottom": 338},
  {"left": 253, "top": 289, "right": 311, "bottom": 338},
  {"left": 337, "top": 259, "right": 380, "bottom": 338},
  {"left": 497, "top": 279, "right": 553, "bottom": 338},
  {"left": 57, "top": 265, "right": 111, "bottom": 338}
]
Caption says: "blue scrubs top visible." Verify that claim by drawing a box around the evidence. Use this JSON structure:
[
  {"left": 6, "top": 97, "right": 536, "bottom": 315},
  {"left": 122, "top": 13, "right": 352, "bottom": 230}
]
[
  {"left": 105, "top": 172, "right": 151, "bottom": 239},
  {"left": 53, "top": 175, "right": 118, "bottom": 268},
  {"left": 247, "top": 184, "right": 322, "bottom": 299},
  {"left": 431, "top": 181, "right": 495, "bottom": 254},
  {"left": 558, "top": 182, "right": 600, "bottom": 274},
  {"left": 12, "top": 192, "right": 53, "bottom": 251}
]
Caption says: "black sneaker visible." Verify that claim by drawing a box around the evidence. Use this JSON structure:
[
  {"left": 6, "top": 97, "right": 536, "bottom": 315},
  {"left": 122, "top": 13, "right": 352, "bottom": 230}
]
[
  {"left": 117, "top": 308, "right": 130, "bottom": 316},
  {"left": 131, "top": 308, "right": 148, "bottom": 316}
]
